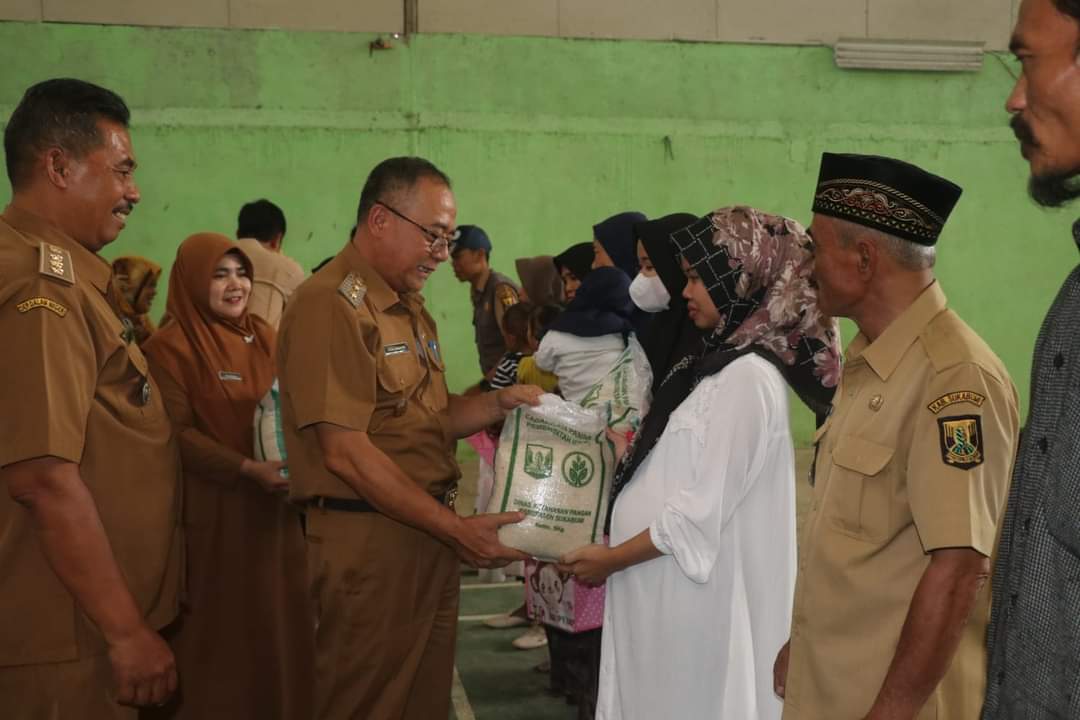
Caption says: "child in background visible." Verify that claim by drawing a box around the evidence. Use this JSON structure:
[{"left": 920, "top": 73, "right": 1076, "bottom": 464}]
[
  {"left": 518, "top": 304, "right": 561, "bottom": 393},
  {"left": 489, "top": 303, "right": 534, "bottom": 391},
  {"left": 533, "top": 267, "right": 634, "bottom": 403}
]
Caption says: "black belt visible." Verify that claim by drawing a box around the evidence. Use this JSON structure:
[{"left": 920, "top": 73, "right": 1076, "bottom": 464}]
[
  {"left": 309, "top": 486, "right": 457, "bottom": 513},
  {"left": 308, "top": 496, "right": 377, "bottom": 513}
]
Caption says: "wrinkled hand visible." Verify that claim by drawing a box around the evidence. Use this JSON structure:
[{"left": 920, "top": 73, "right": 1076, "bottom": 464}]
[
  {"left": 496, "top": 384, "right": 544, "bottom": 412},
  {"left": 605, "top": 428, "right": 631, "bottom": 465},
  {"left": 773, "top": 640, "right": 790, "bottom": 698},
  {"left": 242, "top": 459, "right": 288, "bottom": 494},
  {"left": 107, "top": 623, "right": 178, "bottom": 707},
  {"left": 558, "top": 544, "right": 616, "bottom": 586},
  {"left": 452, "top": 511, "right": 531, "bottom": 569}
]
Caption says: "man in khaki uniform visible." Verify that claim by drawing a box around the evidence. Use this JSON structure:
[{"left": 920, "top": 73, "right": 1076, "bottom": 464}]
[
  {"left": 235, "top": 198, "right": 305, "bottom": 328},
  {"left": 277, "top": 156, "right": 538, "bottom": 720},
  {"left": 774, "top": 153, "right": 1019, "bottom": 720},
  {"left": 450, "top": 225, "right": 520, "bottom": 380},
  {"left": 0, "top": 79, "right": 182, "bottom": 717}
]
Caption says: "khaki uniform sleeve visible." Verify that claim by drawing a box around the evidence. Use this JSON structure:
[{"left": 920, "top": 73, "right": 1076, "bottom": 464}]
[
  {"left": 908, "top": 363, "right": 1019, "bottom": 556},
  {"left": 280, "top": 290, "right": 377, "bottom": 432},
  {"left": 149, "top": 360, "right": 245, "bottom": 483},
  {"left": 0, "top": 279, "right": 94, "bottom": 467},
  {"left": 492, "top": 283, "right": 519, "bottom": 336}
]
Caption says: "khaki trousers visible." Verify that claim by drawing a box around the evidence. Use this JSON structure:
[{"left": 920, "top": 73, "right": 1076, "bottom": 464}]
[{"left": 305, "top": 508, "right": 460, "bottom": 720}]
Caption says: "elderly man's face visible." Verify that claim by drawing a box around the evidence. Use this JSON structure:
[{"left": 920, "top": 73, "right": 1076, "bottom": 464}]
[
  {"left": 808, "top": 215, "right": 863, "bottom": 319},
  {"left": 1008, "top": 0, "right": 1080, "bottom": 206}
]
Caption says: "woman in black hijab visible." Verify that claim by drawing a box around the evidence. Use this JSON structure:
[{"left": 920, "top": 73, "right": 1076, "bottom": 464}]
[
  {"left": 633, "top": 213, "right": 706, "bottom": 396},
  {"left": 592, "top": 211, "right": 650, "bottom": 336},
  {"left": 553, "top": 242, "right": 594, "bottom": 303}
]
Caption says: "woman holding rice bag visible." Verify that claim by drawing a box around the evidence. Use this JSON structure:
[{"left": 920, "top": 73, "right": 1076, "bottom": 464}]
[
  {"left": 560, "top": 207, "right": 841, "bottom": 720},
  {"left": 142, "top": 233, "right": 313, "bottom": 720},
  {"left": 533, "top": 266, "right": 635, "bottom": 404}
]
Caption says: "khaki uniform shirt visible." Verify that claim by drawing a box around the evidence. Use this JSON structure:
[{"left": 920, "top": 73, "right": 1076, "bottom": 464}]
[
  {"left": 0, "top": 206, "right": 182, "bottom": 666},
  {"left": 471, "top": 270, "right": 519, "bottom": 376},
  {"left": 278, "top": 241, "right": 458, "bottom": 502},
  {"left": 783, "top": 283, "right": 1018, "bottom": 720},
  {"left": 236, "top": 237, "right": 305, "bottom": 329}
]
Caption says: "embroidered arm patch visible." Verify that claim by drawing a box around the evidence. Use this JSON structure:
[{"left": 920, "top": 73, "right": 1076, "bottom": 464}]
[
  {"left": 17, "top": 297, "right": 68, "bottom": 317},
  {"left": 927, "top": 391, "right": 986, "bottom": 414},
  {"left": 938, "top": 415, "right": 984, "bottom": 470}
]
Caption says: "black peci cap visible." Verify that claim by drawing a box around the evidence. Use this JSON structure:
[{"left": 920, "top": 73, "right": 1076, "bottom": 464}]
[{"left": 811, "top": 152, "right": 962, "bottom": 246}]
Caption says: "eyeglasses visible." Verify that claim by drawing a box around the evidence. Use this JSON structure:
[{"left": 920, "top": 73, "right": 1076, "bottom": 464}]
[{"left": 376, "top": 201, "right": 456, "bottom": 255}]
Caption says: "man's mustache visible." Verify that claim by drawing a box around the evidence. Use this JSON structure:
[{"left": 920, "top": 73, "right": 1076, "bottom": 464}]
[{"left": 1011, "top": 114, "right": 1038, "bottom": 148}]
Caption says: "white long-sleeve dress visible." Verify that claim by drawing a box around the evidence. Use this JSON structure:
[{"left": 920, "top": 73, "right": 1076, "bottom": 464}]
[{"left": 597, "top": 354, "right": 797, "bottom": 720}]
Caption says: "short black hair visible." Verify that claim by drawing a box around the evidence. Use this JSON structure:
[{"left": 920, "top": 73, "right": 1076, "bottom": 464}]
[
  {"left": 501, "top": 302, "right": 534, "bottom": 340},
  {"left": 1055, "top": 0, "right": 1080, "bottom": 21},
  {"left": 356, "top": 156, "right": 451, "bottom": 225},
  {"left": 4, "top": 78, "right": 131, "bottom": 191},
  {"left": 237, "top": 199, "right": 287, "bottom": 244},
  {"left": 529, "top": 304, "right": 562, "bottom": 342}
]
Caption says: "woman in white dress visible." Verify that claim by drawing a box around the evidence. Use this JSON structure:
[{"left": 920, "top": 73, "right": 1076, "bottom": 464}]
[{"left": 560, "top": 206, "right": 841, "bottom": 720}]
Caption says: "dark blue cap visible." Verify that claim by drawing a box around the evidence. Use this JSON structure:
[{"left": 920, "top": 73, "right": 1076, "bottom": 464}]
[{"left": 453, "top": 225, "right": 492, "bottom": 253}]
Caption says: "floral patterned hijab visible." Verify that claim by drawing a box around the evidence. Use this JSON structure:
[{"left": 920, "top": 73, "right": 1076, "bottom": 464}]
[
  {"left": 672, "top": 205, "right": 841, "bottom": 409},
  {"left": 608, "top": 207, "right": 840, "bottom": 523}
]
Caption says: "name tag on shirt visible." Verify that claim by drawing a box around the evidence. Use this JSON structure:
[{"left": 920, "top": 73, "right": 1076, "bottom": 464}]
[
  {"left": 219, "top": 371, "right": 244, "bottom": 382},
  {"left": 384, "top": 343, "right": 410, "bottom": 357}
]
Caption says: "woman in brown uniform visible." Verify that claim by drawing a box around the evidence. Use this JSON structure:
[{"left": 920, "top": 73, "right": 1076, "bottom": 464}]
[
  {"left": 106, "top": 255, "right": 162, "bottom": 346},
  {"left": 143, "top": 232, "right": 313, "bottom": 720}
]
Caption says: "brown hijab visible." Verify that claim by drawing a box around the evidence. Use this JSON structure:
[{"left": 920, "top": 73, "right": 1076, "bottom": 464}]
[
  {"left": 515, "top": 255, "right": 565, "bottom": 307},
  {"left": 143, "top": 233, "right": 276, "bottom": 456},
  {"left": 107, "top": 255, "right": 162, "bottom": 346}
]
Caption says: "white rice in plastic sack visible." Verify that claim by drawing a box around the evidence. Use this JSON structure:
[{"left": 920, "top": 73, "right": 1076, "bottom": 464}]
[
  {"left": 253, "top": 379, "right": 289, "bottom": 478},
  {"left": 579, "top": 334, "right": 652, "bottom": 435},
  {"left": 488, "top": 394, "right": 615, "bottom": 561}
]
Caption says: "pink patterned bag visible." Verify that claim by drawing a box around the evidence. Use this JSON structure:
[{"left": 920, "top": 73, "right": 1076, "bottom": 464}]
[{"left": 524, "top": 557, "right": 605, "bottom": 633}]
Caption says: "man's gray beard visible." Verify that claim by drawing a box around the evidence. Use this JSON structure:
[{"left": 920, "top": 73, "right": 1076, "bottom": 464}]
[{"left": 1030, "top": 170, "right": 1080, "bottom": 207}]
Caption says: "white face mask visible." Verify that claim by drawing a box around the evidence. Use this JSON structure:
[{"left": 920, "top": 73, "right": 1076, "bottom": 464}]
[{"left": 629, "top": 272, "right": 670, "bottom": 313}]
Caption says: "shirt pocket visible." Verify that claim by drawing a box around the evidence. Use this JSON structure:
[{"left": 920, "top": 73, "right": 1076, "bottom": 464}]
[
  {"left": 376, "top": 349, "right": 423, "bottom": 397},
  {"left": 827, "top": 435, "right": 895, "bottom": 544}
]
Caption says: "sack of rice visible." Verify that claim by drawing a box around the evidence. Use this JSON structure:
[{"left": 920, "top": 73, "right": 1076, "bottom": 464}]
[
  {"left": 253, "top": 379, "right": 289, "bottom": 478},
  {"left": 488, "top": 394, "right": 615, "bottom": 561},
  {"left": 579, "top": 334, "right": 652, "bottom": 435}
]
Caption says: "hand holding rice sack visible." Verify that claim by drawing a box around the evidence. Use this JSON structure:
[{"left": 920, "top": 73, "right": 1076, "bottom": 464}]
[{"left": 487, "top": 394, "right": 616, "bottom": 561}]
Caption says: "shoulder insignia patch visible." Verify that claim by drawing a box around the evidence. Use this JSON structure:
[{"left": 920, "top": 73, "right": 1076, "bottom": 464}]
[
  {"left": 927, "top": 391, "right": 986, "bottom": 414},
  {"left": 497, "top": 284, "right": 519, "bottom": 309},
  {"left": 17, "top": 297, "right": 68, "bottom": 317},
  {"left": 38, "top": 242, "right": 75, "bottom": 285},
  {"left": 338, "top": 272, "right": 367, "bottom": 308},
  {"left": 938, "top": 415, "right": 984, "bottom": 470}
]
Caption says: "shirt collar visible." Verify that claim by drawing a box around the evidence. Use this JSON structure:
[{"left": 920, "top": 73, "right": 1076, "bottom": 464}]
[
  {"left": 338, "top": 240, "right": 424, "bottom": 314},
  {"left": 2, "top": 204, "right": 112, "bottom": 293},
  {"left": 848, "top": 281, "right": 947, "bottom": 381}
]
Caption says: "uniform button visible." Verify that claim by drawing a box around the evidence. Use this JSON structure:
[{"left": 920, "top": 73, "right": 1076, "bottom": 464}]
[
  {"left": 997, "top": 671, "right": 1006, "bottom": 685},
  {"left": 1010, "top": 592, "right": 1018, "bottom": 607},
  {"left": 1039, "top": 437, "right": 1049, "bottom": 453},
  {"left": 1055, "top": 353, "right": 1065, "bottom": 369},
  {"left": 1023, "top": 517, "right": 1032, "bottom": 534}
]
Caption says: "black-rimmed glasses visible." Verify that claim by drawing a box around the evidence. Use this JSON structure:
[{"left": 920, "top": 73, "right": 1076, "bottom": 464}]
[{"left": 376, "top": 201, "right": 456, "bottom": 255}]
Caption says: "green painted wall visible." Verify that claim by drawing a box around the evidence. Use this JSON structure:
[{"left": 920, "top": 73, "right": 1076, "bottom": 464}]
[{"left": 1, "top": 22, "right": 1074, "bottom": 445}]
